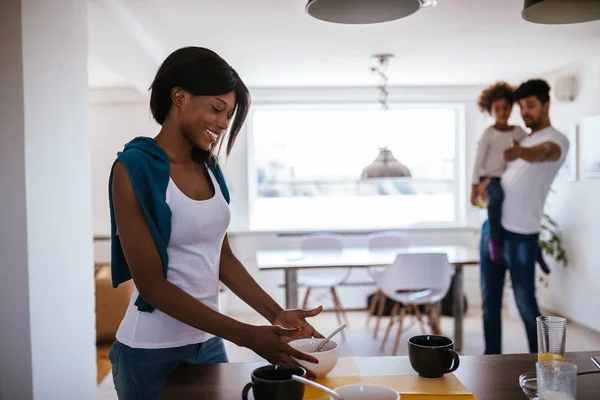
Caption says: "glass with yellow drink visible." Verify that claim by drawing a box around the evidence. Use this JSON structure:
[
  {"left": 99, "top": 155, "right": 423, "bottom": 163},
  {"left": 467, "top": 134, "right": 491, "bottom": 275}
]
[
  {"left": 537, "top": 316, "right": 567, "bottom": 362},
  {"left": 538, "top": 352, "right": 566, "bottom": 362}
]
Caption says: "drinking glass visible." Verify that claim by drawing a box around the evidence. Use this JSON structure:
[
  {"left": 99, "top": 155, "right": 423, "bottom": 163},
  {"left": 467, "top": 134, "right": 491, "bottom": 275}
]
[
  {"left": 536, "top": 361, "right": 577, "bottom": 400},
  {"left": 537, "top": 316, "right": 566, "bottom": 362}
]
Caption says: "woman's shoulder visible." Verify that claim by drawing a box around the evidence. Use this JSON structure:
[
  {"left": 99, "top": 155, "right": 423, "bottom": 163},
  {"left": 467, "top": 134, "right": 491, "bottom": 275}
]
[
  {"left": 118, "top": 136, "right": 167, "bottom": 161},
  {"left": 111, "top": 136, "right": 170, "bottom": 188},
  {"left": 115, "top": 137, "right": 169, "bottom": 170}
]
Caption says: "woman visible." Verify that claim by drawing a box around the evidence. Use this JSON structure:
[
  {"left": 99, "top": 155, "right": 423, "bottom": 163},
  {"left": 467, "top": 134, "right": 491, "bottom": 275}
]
[{"left": 108, "top": 47, "right": 323, "bottom": 399}]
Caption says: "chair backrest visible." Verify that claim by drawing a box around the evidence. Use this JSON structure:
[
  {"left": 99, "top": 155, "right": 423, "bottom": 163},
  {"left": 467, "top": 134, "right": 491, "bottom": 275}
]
[
  {"left": 367, "top": 231, "right": 410, "bottom": 250},
  {"left": 301, "top": 233, "right": 344, "bottom": 253},
  {"left": 378, "top": 253, "right": 452, "bottom": 295},
  {"left": 298, "top": 233, "right": 349, "bottom": 286}
]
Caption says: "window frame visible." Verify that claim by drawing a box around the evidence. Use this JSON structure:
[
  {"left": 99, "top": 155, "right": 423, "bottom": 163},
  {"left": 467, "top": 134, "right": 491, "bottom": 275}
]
[{"left": 246, "top": 101, "right": 467, "bottom": 232}]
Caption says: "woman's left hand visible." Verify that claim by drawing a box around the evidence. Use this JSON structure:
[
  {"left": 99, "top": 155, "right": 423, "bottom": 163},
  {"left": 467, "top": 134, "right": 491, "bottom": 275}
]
[{"left": 273, "top": 306, "right": 325, "bottom": 342}]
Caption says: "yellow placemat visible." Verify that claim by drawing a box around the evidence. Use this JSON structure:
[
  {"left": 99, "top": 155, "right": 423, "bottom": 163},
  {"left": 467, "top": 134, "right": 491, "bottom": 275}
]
[{"left": 303, "top": 358, "right": 477, "bottom": 400}]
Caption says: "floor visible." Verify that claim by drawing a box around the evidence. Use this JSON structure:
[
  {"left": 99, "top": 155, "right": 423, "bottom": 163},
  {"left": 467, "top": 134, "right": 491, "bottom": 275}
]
[
  {"left": 97, "top": 309, "right": 600, "bottom": 399},
  {"left": 97, "top": 344, "right": 112, "bottom": 384}
]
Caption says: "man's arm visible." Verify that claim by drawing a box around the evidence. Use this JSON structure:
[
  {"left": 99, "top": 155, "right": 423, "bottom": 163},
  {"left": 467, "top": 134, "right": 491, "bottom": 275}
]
[{"left": 504, "top": 139, "right": 562, "bottom": 163}]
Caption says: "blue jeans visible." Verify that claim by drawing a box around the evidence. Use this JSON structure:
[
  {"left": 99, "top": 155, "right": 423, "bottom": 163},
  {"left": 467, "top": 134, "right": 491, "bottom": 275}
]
[
  {"left": 109, "top": 337, "right": 228, "bottom": 400},
  {"left": 481, "top": 177, "right": 504, "bottom": 243},
  {"left": 480, "top": 220, "right": 541, "bottom": 354}
]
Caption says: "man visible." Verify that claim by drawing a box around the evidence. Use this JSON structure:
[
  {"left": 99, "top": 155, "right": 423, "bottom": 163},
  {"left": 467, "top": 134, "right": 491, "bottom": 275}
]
[{"left": 479, "top": 79, "right": 569, "bottom": 354}]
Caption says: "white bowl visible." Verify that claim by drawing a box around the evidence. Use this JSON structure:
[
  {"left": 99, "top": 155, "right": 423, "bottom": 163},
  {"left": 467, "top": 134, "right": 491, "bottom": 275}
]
[
  {"left": 289, "top": 338, "right": 339, "bottom": 378},
  {"left": 333, "top": 384, "right": 400, "bottom": 400}
]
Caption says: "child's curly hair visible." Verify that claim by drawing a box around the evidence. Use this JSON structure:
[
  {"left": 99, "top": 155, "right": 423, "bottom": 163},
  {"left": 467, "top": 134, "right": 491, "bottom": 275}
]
[{"left": 477, "top": 82, "right": 515, "bottom": 114}]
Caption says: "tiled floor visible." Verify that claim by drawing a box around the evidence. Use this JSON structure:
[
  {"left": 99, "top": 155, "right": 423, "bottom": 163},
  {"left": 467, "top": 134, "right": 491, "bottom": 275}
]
[{"left": 97, "top": 309, "right": 600, "bottom": 399}]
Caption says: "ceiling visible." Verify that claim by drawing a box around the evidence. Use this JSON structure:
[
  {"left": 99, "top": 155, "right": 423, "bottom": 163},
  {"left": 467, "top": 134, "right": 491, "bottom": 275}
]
[{"left": 88, "top": 0, "right": 600, "bottom": 90}]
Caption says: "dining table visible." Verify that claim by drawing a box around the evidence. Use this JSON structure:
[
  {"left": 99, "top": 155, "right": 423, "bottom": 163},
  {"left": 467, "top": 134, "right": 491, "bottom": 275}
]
[
  {"left": 163, "top": 351, "right": 600, "bottom": 399},
  {"left": 256, "top": 245, "right": 479, "bottom": 352}
]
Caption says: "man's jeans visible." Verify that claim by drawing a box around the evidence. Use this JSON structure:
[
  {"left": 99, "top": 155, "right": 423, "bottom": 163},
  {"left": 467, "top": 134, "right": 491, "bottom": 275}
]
[{"left": 480, "top": 220, "right": 541, "bottom": 354}]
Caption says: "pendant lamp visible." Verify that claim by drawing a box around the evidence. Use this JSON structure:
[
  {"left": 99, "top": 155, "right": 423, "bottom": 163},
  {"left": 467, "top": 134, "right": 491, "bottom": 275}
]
[
  {"left": 522, "top": 0, "right": 600, "bottom": 24},
  {"left": 306, "top": 0, "right": 437, "bottom": 25}
]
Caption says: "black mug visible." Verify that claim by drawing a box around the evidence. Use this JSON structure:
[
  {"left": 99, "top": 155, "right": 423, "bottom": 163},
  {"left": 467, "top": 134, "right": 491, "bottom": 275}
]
[
  {"left": 241, "top": 365, "right": 306, "bottom": 400},
  {"left": 408, "top": 335, "right": 460, "bottom": 378}
]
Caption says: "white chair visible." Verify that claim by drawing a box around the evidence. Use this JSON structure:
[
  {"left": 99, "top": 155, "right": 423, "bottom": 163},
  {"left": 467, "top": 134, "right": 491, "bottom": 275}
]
[
  {"left": 367, "top": 231, "right": 411, "bottom": 277},
  {"left": 366, "top": 231, "right": 411, "bottom": 332},
  {"left": 298, "top": 233, "right": 350, "bottom": 335},
  {"left": 375, "top": 253, "right": 452, "bottom": 356}
]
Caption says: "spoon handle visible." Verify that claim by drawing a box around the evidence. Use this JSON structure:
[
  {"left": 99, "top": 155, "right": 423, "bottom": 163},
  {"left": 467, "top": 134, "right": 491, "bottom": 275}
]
[
  {"left": 316, "top": 323, "right": 347, "bottom": 352},
  {"left": 578, "top": 370, "right": 600, "bottom": 376},
  {"left": 292, "top": 375, "right": 343, "bottom": 400}
]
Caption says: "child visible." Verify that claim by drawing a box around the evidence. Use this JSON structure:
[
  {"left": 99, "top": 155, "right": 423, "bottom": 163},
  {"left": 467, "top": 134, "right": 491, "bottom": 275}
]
[
  {"left": 472, "top": 82, "right": 527, "bottom": 262},
  {"left": 472, "top": 82, "right": 550, "bottom": 273}
]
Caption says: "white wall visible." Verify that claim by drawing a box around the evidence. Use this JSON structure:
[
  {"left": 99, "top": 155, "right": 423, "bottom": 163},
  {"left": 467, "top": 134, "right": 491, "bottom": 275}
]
[
  {"left": 536, "top": 58, "right": 600, "bottom": 332},
  {"left": 1, "top": 0, "right": 96, "bottom": 398}
]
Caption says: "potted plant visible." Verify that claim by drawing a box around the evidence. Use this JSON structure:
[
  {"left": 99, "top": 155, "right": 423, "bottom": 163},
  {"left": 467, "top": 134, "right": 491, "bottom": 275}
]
[{"left": 537, "top": 212, "right": 568, "bottom": 287}]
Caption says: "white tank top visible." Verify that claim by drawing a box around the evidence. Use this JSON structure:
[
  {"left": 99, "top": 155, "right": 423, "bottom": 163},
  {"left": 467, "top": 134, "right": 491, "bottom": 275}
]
[{"left": 116, "top": 166, "right": 231, "bottom": 349}]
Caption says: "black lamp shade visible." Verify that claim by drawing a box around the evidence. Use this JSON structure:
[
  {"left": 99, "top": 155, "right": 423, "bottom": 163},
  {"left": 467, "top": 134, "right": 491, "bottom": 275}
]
[
  {"left": 306, "top": 0, "right": 421, "bottom": 25},
  {"left": 523, "top": 0, "right": 600, "bottom": 24}
]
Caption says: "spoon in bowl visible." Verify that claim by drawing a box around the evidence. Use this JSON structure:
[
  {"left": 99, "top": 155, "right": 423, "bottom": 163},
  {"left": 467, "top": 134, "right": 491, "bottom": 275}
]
[
  {"left": 292, "top": 374, "right": 343, "bottom": 400},
  {"left": 316, "top": 323, "right": 347, "bottom": 352}
]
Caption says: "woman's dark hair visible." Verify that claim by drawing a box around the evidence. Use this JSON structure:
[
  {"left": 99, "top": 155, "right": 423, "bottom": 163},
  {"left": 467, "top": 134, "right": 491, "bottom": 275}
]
[
  {"left": 477, "top": 82, "right": 515, "bottom": 114},
  {"left": 149, "top": 46, "right": 251, "bottom": 159},
  {"left": 514, "top": 79, "right": 551, "bottom": 104}
]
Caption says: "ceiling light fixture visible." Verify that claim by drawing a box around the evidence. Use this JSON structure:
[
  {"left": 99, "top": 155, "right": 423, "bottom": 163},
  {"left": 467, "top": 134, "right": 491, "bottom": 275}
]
[
  {"left": 361, "top": 53, "right": 412, "bottom": 180},
  {"left": 522, "top": 0, "right": 600, "bottom": 24},
  {"left": 306, "top": 0, "right": 437, "bottom": 25}
]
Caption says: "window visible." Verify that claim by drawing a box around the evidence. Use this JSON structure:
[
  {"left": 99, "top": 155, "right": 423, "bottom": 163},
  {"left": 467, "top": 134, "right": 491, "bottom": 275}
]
[{"left": 249, "top": 104, "right": 463, "bottom": 231}]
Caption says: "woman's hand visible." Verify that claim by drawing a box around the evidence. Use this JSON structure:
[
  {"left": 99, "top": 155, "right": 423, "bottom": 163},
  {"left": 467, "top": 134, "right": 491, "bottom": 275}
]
[
  {"left": 242, "top": 325, "right": 320, "bottom": 378},
  {"left": 273, "top": 306, "right": 324, "bottom": 342}
]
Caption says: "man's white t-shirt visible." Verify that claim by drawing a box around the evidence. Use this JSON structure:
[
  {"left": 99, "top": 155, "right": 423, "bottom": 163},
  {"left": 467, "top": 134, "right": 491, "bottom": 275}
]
[{"left": 501, "top": 126, "right": 569, "bottom": 235}]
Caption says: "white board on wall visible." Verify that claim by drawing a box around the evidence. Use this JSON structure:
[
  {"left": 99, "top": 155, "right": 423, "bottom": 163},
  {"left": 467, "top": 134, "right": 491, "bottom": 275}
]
[{"left": 580, "top": 114, "right": 600, "bottom": 178}]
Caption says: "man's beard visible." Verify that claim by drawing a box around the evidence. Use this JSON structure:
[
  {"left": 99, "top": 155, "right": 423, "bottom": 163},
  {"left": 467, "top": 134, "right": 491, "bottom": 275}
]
[{"left": 524, "top": 117, "right": 540, "bottom": 129}]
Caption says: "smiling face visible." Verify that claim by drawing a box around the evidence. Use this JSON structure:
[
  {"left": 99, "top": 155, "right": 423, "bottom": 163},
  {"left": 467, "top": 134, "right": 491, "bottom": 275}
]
[{"left": 175, "top": 89, "right": 237, "bottom": 151}]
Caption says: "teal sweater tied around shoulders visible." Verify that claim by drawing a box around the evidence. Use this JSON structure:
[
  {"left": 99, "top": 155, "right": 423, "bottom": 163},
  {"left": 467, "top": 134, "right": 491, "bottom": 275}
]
[{"left": 108, "top": 136, "right": 230, "bottom": 312}]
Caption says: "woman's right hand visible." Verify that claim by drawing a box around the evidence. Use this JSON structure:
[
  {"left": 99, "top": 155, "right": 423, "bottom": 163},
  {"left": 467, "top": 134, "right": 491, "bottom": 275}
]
[{"left": 241, "top": 325, "right": 319, "bottom": 378}]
